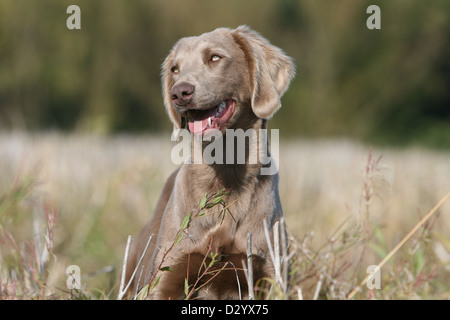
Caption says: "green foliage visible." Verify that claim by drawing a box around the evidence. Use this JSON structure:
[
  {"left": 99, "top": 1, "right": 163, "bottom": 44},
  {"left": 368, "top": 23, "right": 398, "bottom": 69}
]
[{"left": 0, "top": 0, "right": 449, "bottom": 147}]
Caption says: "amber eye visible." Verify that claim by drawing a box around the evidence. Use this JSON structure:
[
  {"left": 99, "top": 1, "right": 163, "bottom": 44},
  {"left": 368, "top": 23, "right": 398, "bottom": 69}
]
[
  {"left": 171, "top": 66, "right": 180, "bottom": 74},
  {"left": 210, "top": 55, "right": 221, "bottom": 62}
]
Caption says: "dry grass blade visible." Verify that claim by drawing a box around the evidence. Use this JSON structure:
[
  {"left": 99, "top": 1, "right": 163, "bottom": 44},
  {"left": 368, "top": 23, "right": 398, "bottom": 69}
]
[
  {"left": 246, "top": 233, "right": 254, "bottom": 300},
  {"left": 262, "top": 219, "right": 291, "bottom": 298},
  {"left": 117, "top": 233, "right": 154, "bottom": 300},
  {"left": 263, "top": 219, "right": 282, "bottom": 286},
  {"left": 118, "top": 235, "right": 133, "bottom": 299},
  {"left": 313, "top": 238, "right": 335, "bottom": 300}
]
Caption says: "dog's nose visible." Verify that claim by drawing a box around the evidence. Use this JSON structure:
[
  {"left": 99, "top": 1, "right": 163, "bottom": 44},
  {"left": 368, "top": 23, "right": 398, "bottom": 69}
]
[{"left": 170, "top": 82, "right": 195, "bottom": 106}]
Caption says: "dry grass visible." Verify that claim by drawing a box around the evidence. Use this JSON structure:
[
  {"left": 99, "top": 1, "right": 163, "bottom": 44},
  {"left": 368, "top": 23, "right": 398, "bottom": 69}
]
[{"left": 0, "top": 132, "right": 449, "bottom": 299}]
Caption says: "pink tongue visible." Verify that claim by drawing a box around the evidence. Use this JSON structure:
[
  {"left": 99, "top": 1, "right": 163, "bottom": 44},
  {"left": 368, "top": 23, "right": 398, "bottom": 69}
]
[
  {"left": 188, "top": 119, "right": 209, "bottom": 134},
  {"left": 188, "top": 107, "right": 219, "bottom": 134}
]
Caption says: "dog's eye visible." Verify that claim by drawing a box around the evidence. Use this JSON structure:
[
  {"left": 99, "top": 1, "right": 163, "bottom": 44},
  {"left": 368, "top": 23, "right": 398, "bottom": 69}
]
[
  {"left": 210, "top": 55, "right": 221, "bottom": 62},
  {"left": 171, "top": 66, "right": 180, "bottom": 74}
]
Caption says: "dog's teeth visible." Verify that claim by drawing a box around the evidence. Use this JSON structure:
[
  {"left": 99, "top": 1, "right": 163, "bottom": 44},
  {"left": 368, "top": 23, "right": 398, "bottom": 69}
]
[
  {"left": 208, "top": 117, "right": 212, "bottom": 127},
  {"left": 217, "top": 101, "right": 226, "bottom": 114}
]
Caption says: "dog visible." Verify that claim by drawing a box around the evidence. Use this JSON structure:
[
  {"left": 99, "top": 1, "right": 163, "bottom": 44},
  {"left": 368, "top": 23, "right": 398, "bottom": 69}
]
[{"left": 123, "top": 25, "right": 295, "bottom": 299}]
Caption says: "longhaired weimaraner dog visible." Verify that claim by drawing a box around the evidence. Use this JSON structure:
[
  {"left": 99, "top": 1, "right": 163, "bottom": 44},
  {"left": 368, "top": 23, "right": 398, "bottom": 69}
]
[{"left": 124, "top": 25, "right": 295, "bottom": 299}]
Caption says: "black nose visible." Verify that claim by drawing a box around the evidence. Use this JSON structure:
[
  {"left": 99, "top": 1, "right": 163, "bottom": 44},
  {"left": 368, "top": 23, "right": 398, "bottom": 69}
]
[{"left": 170, "top": 82, "right": 195, "bottom": 106}]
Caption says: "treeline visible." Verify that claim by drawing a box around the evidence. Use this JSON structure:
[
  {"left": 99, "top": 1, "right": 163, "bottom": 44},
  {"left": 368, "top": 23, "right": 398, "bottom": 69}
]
[{"left": 0, "top": 0, "right": 449, "bottom": 147}]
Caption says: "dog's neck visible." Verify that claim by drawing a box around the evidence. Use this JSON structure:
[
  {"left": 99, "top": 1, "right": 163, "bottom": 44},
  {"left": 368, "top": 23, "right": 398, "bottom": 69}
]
[{"left": 186, "top": 118, "right": 272, "bottom": 192}]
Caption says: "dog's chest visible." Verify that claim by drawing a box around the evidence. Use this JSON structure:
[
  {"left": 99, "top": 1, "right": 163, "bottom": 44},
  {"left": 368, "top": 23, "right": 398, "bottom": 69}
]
[{"left": 187, "top": 209, "right": 243, "bottom": 253}]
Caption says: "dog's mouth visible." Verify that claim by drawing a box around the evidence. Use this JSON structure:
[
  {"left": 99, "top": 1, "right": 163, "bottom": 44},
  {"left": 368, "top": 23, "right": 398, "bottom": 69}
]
[{"left": 186, "top": 99, "right": 235, "bottom": 135}]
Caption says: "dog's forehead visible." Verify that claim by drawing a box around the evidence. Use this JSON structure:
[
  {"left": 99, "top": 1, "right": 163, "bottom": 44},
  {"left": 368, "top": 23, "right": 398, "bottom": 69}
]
[{"left": 174, "top": 29, "right": 235, "bottom": 56}]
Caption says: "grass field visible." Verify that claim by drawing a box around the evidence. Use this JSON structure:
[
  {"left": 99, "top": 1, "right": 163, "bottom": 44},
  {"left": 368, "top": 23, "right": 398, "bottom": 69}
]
[{"left": 0, "top": 132, "right": 449, "bottom": 299}]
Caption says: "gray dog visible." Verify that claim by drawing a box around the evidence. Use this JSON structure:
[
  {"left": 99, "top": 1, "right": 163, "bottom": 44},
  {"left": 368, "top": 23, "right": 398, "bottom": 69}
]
[{"left": 124, "top": 25, "right": 295, "bottom": 299}]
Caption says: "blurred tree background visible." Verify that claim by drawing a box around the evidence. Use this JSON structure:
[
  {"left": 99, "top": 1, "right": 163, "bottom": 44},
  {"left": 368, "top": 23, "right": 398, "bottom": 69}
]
[{"left": 0, "top": 0, "right": 449, "bottom": 147}]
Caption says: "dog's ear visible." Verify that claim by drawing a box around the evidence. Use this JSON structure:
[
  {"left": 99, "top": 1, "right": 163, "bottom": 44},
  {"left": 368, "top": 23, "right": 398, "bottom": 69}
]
[
  {"left": 161, "top": 44, "right": 183, "bottom": 130},
  {"left": 232, "top": 25, "right": 295, "bottom": 119}
]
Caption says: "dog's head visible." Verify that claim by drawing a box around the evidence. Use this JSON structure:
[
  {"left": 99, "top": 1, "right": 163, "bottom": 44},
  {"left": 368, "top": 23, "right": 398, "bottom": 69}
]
[{"left": 162, "top": 25, "right": 295, "bottom": 135}]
